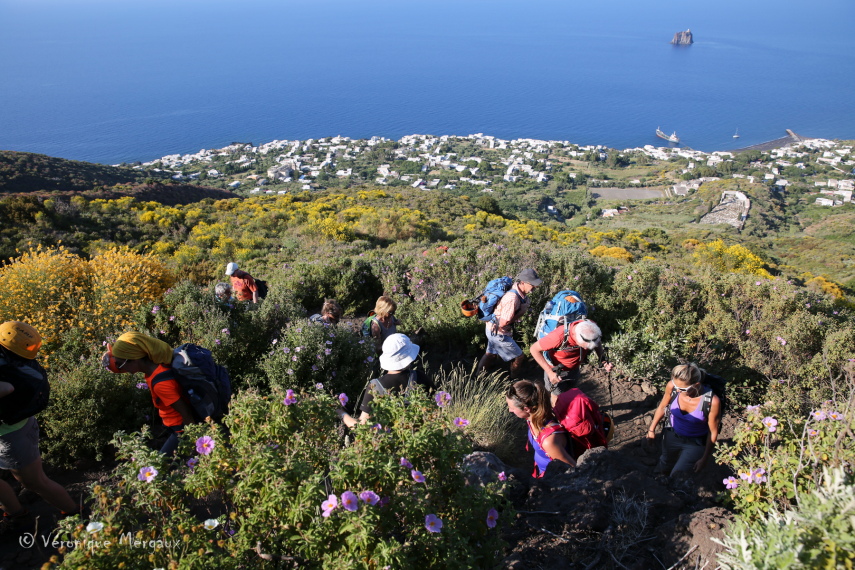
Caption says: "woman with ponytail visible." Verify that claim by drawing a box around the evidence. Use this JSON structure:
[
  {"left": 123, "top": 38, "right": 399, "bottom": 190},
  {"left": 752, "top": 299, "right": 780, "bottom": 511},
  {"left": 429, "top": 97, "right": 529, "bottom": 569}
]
[
  {"left": 506, "top": 380, "right": 576, "bottom": 477},
  {"left": 102, "top": 332, "right": 195, "bottom": 455}
]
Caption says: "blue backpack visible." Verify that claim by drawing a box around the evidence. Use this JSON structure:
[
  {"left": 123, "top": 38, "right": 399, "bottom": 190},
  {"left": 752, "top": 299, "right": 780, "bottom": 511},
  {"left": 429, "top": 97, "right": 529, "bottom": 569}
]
[
  {"left": 152, "top": 343, "right": 232, "bottom": 422},
  {"left": 477, "top": 277, "right": 515, "bottom": 322},
  {"left": 534, "top": 290, "right": 588, "bottom": 365}
]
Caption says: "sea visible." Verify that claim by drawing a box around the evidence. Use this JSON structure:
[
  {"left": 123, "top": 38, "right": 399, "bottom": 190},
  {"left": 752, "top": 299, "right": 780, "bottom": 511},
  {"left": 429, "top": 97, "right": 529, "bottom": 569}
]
[{"left": 1, "top": 0, "right": 854, "bottom": 165}]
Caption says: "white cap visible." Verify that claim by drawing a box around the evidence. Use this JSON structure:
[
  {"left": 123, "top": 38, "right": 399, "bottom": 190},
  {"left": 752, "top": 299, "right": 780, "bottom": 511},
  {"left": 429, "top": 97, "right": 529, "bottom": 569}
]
[
  {"left": 225, "top": 262, "right": 238, "bottom": 276},
  {"left": 379, "top": 333, "right": 420, "bottom": 371}
]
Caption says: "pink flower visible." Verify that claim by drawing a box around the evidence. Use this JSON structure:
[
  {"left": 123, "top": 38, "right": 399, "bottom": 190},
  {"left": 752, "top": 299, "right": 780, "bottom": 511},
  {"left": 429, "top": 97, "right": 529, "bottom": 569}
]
[
  {"left": 453, "top": 417, "right": 470, "bottom": 427},
  {"left": 341, "top": 491, "right": 358, "bottom": 512},
  {"left": 400, "top": 457, "right": 412, "bottom": 469},
  {"left": 723, "top": 476, "right": 739, "bottom": 489},
  {"left": 359, "top": 491, "right": 380, "bottom": 506},
  {"left": 221, "top": 328, "right": 230, "bottom": 335},
  {"left": 828, "top": 411, "right": 843, "bottom": 421},
  {"left": 338, "top": 393, "right": 349, "bottom": 406},
  {"left": 497, "top": 471, "right": 507, "bottom": 481},
  {"left": 762, "top": 417, "right": 778, "bottom": 433},
  {"left": 138, "top": 466, "right": 158, "bottom": 482},
  {"left": 411, "top": 470, "right": 425, "bottom": 483},
  {"left": 136, "top": 382, "right": 149, "bottom": 390},
  {"left": 746, "top": 404, "right": 761, "bottom": 415},
  {"left": 324, "top": 348, "right": 332, "bottom": 356},
  {"left": 196, "top": 436, "right": 215, "bottom": 455},
  {"left": 425, "top": 514, "right": 443, "bottom": 533},
  {"left": 283, "top": 389, "right": 297, "bottom": 406},
  {"left": 434, "top": 391, "right": 451, "bottom": 407},
  {"left": 808, "top": 429, "right": 819, "bottom": 437},
  {"left": 321, "top": 494, "right": 338, "bottom": 517},
  {"left": 811, "top": 410, "right": 828, "bottom": 421},
  {"left": 186, "top": 458, "right": 198, "bottom": 471},
  {"left": 486, "top": 508, "right": 499, "bottom": 528}
]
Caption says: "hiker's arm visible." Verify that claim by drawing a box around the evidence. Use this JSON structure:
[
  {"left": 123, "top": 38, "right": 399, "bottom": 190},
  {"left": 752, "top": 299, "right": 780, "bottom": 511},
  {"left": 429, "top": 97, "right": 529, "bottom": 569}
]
[
  {"left": 252, "top": 289, "right": 258, "bottom": 304},
  {"left": 647, "top": 382, "right": 673, "bottom": 440},
  {"left": 695, "top": 396, "right": 721, "bottom": 472},
  {"left": 593, "top": 345, "right": 613, "bottom": 373},
  {"left": 171, "top": 399, "right": 197, "bottom": 426},
  {"left": 542, "top": 433, "right": 576, "bottom": 468},
  {"left": 337, "top": 409, "right": 370, "bottom": 429},
  {"left": 530, "top": 340, "right": 560, "bottom": 385},
  {"left": 371, "top": 321, "right": 383, "bottom": 354},
  {"left": 0, "top": 381, "right": 13, "bottom": 398}
]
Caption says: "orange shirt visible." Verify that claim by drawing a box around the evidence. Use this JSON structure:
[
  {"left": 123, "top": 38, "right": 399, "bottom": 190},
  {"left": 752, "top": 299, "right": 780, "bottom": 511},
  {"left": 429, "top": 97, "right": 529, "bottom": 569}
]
[
  {"left": 145, "top": 365, "right": 186, "bottom": 427},
  {"left": 230, "top": 270, "right": 257, "bottom": 302}
]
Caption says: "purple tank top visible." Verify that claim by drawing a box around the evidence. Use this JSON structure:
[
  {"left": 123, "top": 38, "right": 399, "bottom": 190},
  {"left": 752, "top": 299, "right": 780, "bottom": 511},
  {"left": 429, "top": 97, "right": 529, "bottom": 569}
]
[
  {"left": 527, "top": 422, "right": 565, "bottom": 477},
  {"left": 670, "top": 395, "right": 709, "bottom": 438}
]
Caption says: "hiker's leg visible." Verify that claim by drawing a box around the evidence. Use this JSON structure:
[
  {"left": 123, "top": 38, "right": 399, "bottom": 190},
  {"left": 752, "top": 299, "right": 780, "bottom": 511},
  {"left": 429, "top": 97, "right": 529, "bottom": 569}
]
[
  {"left": 655, "top": 430, "right": 680, "bottom": 475},
  {"left": 11, "top": 459, "right": 77, "bottom": 513},
  {"left": 509, "top": 355, "right": 526, "bottom": 379},
  {"left": 0, "top": 479, "right": 23, "bottom": 515},
  {"left": 477, "top": 353, "right": 498, "bottom": 375},
  {"left": 160, "top": 426, "right": 183, "bottom": 456},
  {"left": 668, "top": 437, "right": 706, "bottom": 476}
]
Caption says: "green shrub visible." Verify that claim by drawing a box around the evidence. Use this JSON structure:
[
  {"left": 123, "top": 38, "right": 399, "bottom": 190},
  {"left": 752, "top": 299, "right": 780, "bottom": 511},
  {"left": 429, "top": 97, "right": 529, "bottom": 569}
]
[
  {"left": 716, "top": 468, "right": 855, "bottom": 569},
  {"left": 39, "top": 358, "right": 150, "bottom": 468},
  {"left": 258, "top": 322, "right": 374, "bottom": 397},
  {"left": 51, "top": 388, "right": 509, "bottom": 569}
]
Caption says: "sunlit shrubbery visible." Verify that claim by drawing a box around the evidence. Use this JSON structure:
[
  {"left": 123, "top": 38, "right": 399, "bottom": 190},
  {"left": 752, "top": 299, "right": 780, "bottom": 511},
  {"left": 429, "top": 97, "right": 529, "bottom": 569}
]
[
  {"left": 259, "top": 322, "right": 374, "bottom": 397},
  {"left": 50, "top": 389, "right": 509, "bottom": 569},
  {"left": 716, "top": 369, "right": 855, "bottom": 521},
  {"left": 693, "top": 239, "right": 771, "bottom": 278},
  {"left": 716, "top": 468, "right": 855, "bottom": 570}
]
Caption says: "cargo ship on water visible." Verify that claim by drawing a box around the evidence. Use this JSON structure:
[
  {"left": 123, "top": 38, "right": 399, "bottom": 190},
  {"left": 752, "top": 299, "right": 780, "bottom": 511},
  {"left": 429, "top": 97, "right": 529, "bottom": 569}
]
[{"left": 656, "top": 127, "right": 680, "bottom": 143}]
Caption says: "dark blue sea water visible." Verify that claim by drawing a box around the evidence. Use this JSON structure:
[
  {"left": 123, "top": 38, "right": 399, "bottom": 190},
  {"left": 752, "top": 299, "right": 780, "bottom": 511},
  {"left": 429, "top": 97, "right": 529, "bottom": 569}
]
[{"left": 1, "top": 0, "right": 853, "bottom": 164}]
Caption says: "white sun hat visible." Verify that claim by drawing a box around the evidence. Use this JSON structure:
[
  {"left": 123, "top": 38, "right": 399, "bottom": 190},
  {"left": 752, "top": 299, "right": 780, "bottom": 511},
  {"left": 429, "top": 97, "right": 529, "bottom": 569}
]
[
  {"left": 379, "top": 333, "right": 420, "bottom": 371},
  {"left": 225, "top": 262, "right": 238, "bottom": 276}
]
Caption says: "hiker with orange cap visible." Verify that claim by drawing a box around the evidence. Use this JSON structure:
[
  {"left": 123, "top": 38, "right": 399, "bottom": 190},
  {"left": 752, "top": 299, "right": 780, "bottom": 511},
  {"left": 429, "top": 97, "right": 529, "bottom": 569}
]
[
  {"left": 225, "top": 262, "right": 258, "bottom": 304},
  {"left": 0, "top": 322, "right": 79, "bottom": 532},
  {"left": 102, "top": 332, "right": 195, "bottom": 455}
]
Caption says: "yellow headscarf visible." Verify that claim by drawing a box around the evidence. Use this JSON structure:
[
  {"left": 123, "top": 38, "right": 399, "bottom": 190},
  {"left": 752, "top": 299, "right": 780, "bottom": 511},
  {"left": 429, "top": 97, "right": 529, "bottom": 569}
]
[{"left": 112, "top": 332, "right": 173, "bottom": 365}]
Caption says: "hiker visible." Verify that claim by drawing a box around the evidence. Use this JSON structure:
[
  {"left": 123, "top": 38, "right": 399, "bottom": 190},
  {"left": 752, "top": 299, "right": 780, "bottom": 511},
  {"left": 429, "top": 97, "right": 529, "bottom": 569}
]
[
  {"left": 530, "top": 319, "right": 613, "bottom": 404},
  {"left": 366, "top": 296, "right": 399, "bottom": 355},
  {"left": 646, "top": 363, "right": 721, "bottom": 476},
  {"left": 476, "top": 268, "right": 541, "bottom": 378},
  {"left": 225, "top": 262, "right": 258, "bottom": 304},
  {"left": 338, "top": 334, "right": 432, "bottom": 428},
  {"left": 214, "top": 282, "right": 235, "bottom": 310},
  {"left": 309, "top": 299, "right": 343, "bottom": 325},
  {"left": 553, "top": 387, "right": 611, "bottom": 459},
  {"left": 102, "top": 332, "right": 195, "bottom": 455},
  {"left": 0, "top": 322, "right": 79, "bottom": 530},
  {"left": 505, "top": 379, "right": 576, "bottom": 477}
]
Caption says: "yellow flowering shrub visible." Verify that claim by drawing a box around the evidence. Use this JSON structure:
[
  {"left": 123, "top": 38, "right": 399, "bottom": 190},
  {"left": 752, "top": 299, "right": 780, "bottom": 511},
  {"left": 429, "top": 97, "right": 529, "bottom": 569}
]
[
  {"left": 693, "top": 239, "right": 772, "bottom": 278},
  {"left": 589, "top": 245, "right": 634, "bottom": 263}
]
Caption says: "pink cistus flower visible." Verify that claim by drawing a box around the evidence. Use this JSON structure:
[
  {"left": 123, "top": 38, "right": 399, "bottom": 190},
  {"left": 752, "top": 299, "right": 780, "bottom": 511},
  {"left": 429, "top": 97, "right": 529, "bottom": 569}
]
[
  {"left": 434, "top": 391, "right": 451, "bottom": 407},
  {"left": 359, "top": 490, "right": 380, "bottom": 506},
  {"left": 424, "top": 514, "right": 443, "bottom": 533},
  {"left": 811, "top": 410, "right": 828, "bottom": 421},
  {"left": 828, "top": 411, "right": 843, "bottom": 421},
  {"left": 762, "top": 417, "right": 778, "bottom": 433},
  {"left": 497, "top": 471, "right": 507, "bottom": 482},
  {"left": 338, "top": 393, "right": 349, "bottom": 406},
  {"left": 186, "top": 457, "right": 198, "bottom": 471},
  {"left": 283, "top": 389, "right": 297, "bottom": 406},
  {"left": 341, "top": 491, "right": 359, "bottom": 512},
  {"left": 453, "top": 417, "right": 470, "bottom": 427},
  {"left": 321, "top": 494, "right": 338, "bottom": 518},
  {"left": 411, "top": 470, "right": 425, "bottom": 483},
  {"left": 808, "top": 429, "right": 819, "bottom": 437},
  {"left": 196, "top": 436, "right": 215, "bottom": 455},
  {"left": 486, "top": 508, "right": 499, "bottom": 529},
  {"left": 723, "top": 476, "right": 739, "bottom": 490},
  {"left": 138, "top": 466, "right": 158, "bottom": 482},
  {"left": 400, "top": 457, "right": 412, "bottom": 469}
]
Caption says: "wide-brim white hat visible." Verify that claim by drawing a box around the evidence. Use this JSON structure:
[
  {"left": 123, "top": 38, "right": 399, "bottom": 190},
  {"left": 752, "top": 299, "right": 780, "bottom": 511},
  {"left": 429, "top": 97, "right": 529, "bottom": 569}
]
[{"left": 379, "top": 333, "right": 420, "bottom": 371}]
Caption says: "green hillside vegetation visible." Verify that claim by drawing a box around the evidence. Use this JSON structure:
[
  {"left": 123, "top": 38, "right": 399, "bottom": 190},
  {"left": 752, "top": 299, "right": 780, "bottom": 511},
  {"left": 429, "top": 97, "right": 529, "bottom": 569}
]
[{"left": 0, "top": 148, "right": 853, "bottom": 567}]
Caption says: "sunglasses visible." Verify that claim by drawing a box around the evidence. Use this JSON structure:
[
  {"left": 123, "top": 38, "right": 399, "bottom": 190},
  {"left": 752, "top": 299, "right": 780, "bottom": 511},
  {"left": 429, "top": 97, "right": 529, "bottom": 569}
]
[{"left": 673, "top": 383, "right": 698, "bottom": 393}]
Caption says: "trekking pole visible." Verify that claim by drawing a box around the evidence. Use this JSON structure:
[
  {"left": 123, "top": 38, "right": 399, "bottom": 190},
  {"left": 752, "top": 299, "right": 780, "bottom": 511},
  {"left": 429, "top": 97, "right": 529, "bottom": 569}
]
[{"left": 607, "top": 366, "right": 614, "bottom": 413}]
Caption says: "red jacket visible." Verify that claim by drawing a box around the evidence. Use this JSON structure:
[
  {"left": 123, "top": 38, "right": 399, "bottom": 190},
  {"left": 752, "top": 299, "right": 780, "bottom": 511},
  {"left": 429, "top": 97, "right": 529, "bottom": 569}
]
[{"left": 553, "top": 388, "right": 608, "bottom": 459}]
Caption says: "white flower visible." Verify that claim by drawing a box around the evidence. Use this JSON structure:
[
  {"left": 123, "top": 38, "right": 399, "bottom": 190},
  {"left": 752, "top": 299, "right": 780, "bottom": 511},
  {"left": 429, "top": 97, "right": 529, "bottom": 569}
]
[
  {"left": 86, "top": 521, "right": 104, "bottom": 533},
  {"left": 203, "top": 518, "right": 219, "bottom": 530}
]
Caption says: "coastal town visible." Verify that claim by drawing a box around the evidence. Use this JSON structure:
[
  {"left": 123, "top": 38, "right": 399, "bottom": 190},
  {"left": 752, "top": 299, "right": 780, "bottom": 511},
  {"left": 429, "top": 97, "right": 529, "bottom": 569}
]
[{"left": 135, "top": 132, "right": 855, "bottom": 228}]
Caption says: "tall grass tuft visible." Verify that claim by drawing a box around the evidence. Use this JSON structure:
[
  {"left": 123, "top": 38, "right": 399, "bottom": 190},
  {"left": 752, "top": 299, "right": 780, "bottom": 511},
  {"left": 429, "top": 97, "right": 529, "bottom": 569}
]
[{"left": 433, "top": 364, "right": 521, "bottom": 462}]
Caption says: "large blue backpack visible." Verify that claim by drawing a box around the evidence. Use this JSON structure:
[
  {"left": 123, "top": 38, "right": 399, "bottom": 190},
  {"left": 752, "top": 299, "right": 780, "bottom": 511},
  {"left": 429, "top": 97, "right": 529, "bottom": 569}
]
[
  {"left": 534, "top": 290, "right": 588, "bottom": 365},
  {"left": 477, "top": 276, "right": 515, "bottom": 322}
]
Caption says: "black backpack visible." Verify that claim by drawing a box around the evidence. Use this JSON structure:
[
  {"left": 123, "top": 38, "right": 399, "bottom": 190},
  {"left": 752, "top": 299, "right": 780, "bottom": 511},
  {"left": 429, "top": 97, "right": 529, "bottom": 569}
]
[
  {"left": 254, "top": 279, "right": 269, "bottom": 300},
  {"left": 0, "top": 351, "right": 50, "bottom": 425},
  {"left": 151, "top": 344, "right": 231, "bottom": 422},
  {"left": 665, "top": 372, "right": 727, "bottom": 425}
]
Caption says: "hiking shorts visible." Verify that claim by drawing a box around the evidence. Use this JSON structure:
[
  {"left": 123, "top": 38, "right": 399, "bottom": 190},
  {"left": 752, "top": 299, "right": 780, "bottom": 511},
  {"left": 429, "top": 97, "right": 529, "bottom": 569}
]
[
  {"left": 0, "top": 417, "right": 41, "bottom": 471},
  {"left": 543, "top": 366, "right": 581, "bottom": 396},
  {"left": 485, "top": 328, "right": 523, "bottom": 362},
  {"left": 656, "top": 428, "right": 706, "bottom": 476}
]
